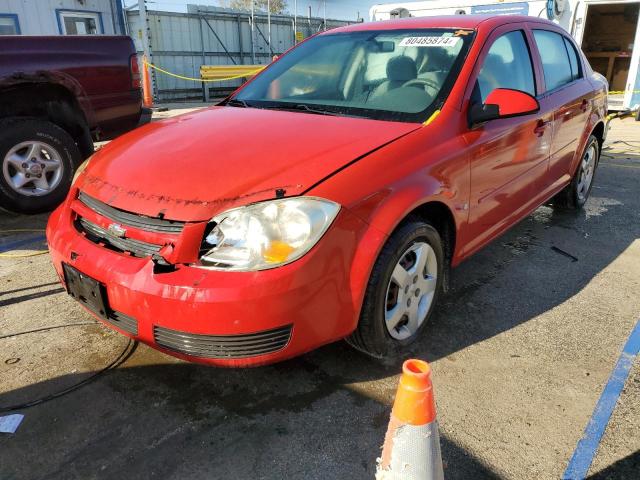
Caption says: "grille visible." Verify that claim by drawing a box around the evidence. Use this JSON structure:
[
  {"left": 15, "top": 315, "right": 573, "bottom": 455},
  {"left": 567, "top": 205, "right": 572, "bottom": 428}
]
[
  {"left": 78, "top": 192, "right": 185, "bottom": 233},
  {"left": 153, "top": 324, "right": 293, "bottom": 359},
  {"left": 107, "top": 311, "right": 138, "bottom": 335},
  {"left": 76, "top": 217, "right": 161, "bottom": 258}
]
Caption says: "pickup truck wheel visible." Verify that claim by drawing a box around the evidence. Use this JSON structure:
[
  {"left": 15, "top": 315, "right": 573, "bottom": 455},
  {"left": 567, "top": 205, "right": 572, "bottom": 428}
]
[
  {"left": 347, "top": 216, "right": 444, "bottom": 360},
  {"left": 0, "top": 118, "right": 80, "bottom": 214},
  {"left": 553, "top": 135, "right": 599, "bottom": 210}
]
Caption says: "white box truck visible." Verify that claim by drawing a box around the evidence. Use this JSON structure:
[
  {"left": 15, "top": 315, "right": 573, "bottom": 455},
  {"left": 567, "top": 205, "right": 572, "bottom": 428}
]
[{"left": 370, "top": 0, "right": 640, "bottom": 112}]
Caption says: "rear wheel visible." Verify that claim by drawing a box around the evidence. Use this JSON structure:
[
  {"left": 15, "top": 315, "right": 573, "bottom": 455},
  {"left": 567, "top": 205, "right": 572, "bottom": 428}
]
[
  {"left": 0, "top": 118, "right": 80, "bottom": 214},
  {"left": 553, "top": 135, "right": 599, "bottom": 210},
  {"left": 347, "top": 216, "right": 444, "bottom": 360}
]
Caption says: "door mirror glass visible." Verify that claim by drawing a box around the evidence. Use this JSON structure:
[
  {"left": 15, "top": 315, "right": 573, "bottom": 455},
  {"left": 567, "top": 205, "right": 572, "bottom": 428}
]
[{"left": 469, "top": 88, "right": 539, "bottom": 125}]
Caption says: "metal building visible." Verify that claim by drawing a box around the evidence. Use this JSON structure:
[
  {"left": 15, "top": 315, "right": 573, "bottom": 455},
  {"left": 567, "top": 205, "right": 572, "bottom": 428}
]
[{"left": 0, "top": 0, "right": 125, "bottom": 36}]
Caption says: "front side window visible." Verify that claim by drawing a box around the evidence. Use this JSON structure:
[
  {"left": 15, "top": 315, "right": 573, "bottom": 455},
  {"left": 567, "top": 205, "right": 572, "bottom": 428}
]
[
  {"left": 533, "top": 30, "right": 573, "bottom": 91},
  {"left": 58, "top": 10, "right": 102, "bottom": 35},
  {"left": 0, "top": 14, "right": 20, "bottom": 35},
  {"left": 474, "top": 30, "right": 536, "bottom": 103},
  {"left": 232, "top": 29, "right": 475, "bottom": 123}
]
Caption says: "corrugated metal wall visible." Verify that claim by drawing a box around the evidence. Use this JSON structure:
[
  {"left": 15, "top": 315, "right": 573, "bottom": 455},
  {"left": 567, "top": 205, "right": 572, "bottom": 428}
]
[{"left": 127, "top": 9, "right": 353, "bottom": 102}]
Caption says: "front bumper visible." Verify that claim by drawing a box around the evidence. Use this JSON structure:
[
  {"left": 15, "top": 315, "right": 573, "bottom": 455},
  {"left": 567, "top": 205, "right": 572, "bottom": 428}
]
[{"left": 46, "top": 196, "right": 369, "bottom": 367}]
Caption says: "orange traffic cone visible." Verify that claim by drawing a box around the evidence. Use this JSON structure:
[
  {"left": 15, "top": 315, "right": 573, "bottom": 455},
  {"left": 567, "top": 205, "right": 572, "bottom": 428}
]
[
  {"left": 376, "top": 359, "right": 444, "bottom": 480},
  {"left": 142, "top": 55, "right": 153, "bottom": 108}
]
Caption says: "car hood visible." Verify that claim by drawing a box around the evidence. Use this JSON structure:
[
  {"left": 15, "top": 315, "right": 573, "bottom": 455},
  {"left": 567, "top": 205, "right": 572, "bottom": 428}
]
[{"left": 78, "top": 106, "right": 420, "bottom": 221}]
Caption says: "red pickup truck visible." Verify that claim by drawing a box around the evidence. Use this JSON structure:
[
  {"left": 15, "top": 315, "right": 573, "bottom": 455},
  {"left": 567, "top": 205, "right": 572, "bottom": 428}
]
[{"left": 0, "top": 35, "right": 150, "bottom": 214}]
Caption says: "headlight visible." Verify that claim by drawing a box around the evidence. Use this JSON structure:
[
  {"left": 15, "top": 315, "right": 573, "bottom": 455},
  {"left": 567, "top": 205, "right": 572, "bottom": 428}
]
[
  {"left": 198, "top": 197, "right": 340, "bottom": 271},
  {"left": 72, "top": 156, "right": 93, "bottom": 184}
]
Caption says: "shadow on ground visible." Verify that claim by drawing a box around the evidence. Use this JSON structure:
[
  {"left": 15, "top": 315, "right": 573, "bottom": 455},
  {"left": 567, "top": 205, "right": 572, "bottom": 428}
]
[
  {"left": 589, "top": 450, "right": 640, "bottom": 480},
  {"left": 0, "top": 355, "right": 501, "bottom": 480}
]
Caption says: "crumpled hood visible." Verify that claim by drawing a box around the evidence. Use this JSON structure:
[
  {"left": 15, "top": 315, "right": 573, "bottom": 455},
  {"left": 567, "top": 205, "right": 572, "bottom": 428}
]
[{"left": 78, "top": 106, "right": 420, "bottom": 221}]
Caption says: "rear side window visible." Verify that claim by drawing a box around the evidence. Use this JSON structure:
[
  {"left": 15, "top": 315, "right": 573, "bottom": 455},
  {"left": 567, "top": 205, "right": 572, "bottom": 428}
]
[
  {"left": 533, "top": 30, "right": 573, "bottom": 91},
  {"left": 563, "top": 37, "right": 582, "bottom": 81},
  {"left": 474, "top": 30, "right": 536, "bottom": 103}
]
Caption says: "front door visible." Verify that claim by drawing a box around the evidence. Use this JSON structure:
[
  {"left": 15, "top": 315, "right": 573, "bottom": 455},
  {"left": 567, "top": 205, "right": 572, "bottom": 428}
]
[{"left": 462, "top": 26, "right": 552, "bottom": 257}]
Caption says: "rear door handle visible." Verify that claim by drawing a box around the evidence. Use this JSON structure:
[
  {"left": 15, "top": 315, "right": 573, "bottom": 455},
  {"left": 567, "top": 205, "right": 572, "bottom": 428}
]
[{"left": 534, "top": 119, "right": 550, "bottom": 137}]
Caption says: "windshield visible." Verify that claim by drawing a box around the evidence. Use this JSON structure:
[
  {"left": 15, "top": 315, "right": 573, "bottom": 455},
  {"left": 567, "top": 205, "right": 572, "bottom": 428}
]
[{"left": 229, "top": 29, "right": 474, "bottom": 123}]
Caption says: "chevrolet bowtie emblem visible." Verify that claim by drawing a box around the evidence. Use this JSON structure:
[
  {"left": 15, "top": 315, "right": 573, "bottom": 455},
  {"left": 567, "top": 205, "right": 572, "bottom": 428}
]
[{"left": 107, "top": 223, "right": 127, "bottom": 238}]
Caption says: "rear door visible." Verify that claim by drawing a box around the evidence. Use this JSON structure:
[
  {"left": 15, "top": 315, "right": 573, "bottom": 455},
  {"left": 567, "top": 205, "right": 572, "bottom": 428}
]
[
  {"left": 462, "top": 24, "right": 552, "bottom": 256},
  {"left": 529, "top": 27, "right": 593, "bottom": 190}
]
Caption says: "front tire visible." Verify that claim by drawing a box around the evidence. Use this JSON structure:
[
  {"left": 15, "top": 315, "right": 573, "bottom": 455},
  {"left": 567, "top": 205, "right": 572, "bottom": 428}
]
[
  {"left": 553, "top": 135, "right": 599, "bottom": 210},
  {"left": 347, "top": 216, "right": 444, "bottom": 360},
  {"left": 0, "top": 118, "right": 80, "bottom": 214}
]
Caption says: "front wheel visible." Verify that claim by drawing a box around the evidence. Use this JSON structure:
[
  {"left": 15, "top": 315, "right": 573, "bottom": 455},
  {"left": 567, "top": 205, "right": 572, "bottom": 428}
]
[
  {"left": 0, "top": 118, "right": 80, "bottom": 214},
  {"left": 347, "top": 216, "right": 444, "bottom": 360},
  {"left": 553, "top": 135, "right": 599, "bottom": 210}
]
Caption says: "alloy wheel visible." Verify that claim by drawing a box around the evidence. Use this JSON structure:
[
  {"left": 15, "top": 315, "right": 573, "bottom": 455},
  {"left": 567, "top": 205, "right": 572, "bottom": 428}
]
[
  {"left": 2, "top": 141, "right": 64, "bottom": 197},
  {"left": 384, "top": 241, "right": 438, "bottom": 341},
  {"left": 577, "top": 143, "right": 596, "bottom": 203}
]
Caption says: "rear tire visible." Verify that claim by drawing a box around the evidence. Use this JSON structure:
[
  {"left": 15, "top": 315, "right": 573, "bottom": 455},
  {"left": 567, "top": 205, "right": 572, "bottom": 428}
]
[
  {"left": 0, "top": 118, "right": 80, "bottom": 214},
  {"left": 553, "top": 135, "right": 599, "bottom": 210},
  {"left": 347, "top": 216, "right": 444, "bottom": 360}
]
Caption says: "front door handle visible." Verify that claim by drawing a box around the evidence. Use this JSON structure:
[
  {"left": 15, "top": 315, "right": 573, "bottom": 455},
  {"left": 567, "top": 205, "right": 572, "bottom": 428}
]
[{"left": 534, "top": 119, "right": 550, "bottom": 137}]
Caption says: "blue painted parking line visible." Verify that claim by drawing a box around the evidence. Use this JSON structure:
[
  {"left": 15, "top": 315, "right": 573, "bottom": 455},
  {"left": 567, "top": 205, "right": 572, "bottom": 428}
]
[
  {"left": 0, "top": 234, "right": 47, "bottom": 254},
  {"left": 563, "top": 319, "right": 640, "bottom": 480}
]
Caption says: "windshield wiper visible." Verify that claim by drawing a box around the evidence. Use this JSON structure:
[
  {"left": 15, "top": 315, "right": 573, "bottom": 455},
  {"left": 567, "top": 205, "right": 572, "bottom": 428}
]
[
  {"left": 226, "top": 98, "right": 250, "bottom": 108},
  {"left": 262, "top": 103, "right": 339, "bottom": 116}
]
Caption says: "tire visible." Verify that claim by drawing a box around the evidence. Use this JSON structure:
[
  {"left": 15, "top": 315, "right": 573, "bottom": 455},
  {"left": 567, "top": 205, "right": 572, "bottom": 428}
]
[
  {"left": 553, "top": 135, "right": 599, "bottom": 210},
  {"left": 0, "top": 117, "right": 80, "bottom": 214},
  {"left": 347, "top": 215, "right": 445, "bottom": 360}
]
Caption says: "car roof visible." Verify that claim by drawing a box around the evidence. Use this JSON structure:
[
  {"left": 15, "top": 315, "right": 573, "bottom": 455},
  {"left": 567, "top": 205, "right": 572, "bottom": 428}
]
[{"left": 327, "top": 15, "right": 557, "bottom": 34}]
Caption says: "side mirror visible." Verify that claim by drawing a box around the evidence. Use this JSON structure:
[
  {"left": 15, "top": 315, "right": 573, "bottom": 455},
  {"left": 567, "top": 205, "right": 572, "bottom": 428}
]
[{"left": 469, "top": 88, "right": 540, "bottom": 126}]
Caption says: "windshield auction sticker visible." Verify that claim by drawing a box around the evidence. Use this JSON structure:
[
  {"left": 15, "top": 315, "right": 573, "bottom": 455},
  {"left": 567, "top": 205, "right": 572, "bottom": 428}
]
[{"left": 399, "top": 36, "right": 461, "bottom": 47}]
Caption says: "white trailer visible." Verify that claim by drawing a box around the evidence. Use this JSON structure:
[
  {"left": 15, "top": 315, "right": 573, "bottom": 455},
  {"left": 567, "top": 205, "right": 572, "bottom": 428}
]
[{"left": 370, "top": 0, "right": 640, "bottom": 111}]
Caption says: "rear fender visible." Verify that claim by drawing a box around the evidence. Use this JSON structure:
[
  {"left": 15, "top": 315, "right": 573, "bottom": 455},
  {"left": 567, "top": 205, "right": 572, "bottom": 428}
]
[{"left": 571, "top": 117, "right": 605, "bottom": 177}]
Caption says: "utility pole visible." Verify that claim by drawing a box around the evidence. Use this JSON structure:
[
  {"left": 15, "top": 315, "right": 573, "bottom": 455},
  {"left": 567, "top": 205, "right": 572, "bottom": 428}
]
[
  {"left": 323, "top": 0, "right": 326, "bottom": 31},
  {"left": 250, "top": 0, "right": 256, "bottom": 63},
  {"left": 138, "top": 0, "right": 155, "bottom": 101},
  {"left": 267, "top": 0, "right": 271, "bottom": 54},
  {"left": 293, "top": 0, "right": 297, "bottom": 43}
]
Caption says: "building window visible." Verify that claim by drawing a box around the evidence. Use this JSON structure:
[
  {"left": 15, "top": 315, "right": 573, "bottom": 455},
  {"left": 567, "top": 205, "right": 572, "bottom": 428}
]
[
  {"left": 0, "top": 14, "right": 20, "bottom": 35},
  {"left": 57, "top": 10, "right": 104, "bottom": 35}
]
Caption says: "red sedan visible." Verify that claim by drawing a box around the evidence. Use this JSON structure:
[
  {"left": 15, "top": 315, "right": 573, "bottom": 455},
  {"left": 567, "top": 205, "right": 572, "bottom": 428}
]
[{"left": 46, "top": 15, "right": 607, "bottom": 366}]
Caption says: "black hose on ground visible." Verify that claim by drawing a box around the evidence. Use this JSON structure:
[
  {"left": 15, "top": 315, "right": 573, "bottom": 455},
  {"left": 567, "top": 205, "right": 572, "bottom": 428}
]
[{"left": 0, "top": 323, "right": 137, "bottom": 413}]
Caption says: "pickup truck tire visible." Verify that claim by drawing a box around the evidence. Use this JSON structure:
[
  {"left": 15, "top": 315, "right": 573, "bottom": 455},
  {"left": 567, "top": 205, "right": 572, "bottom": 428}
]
[
  {"left": 347, "top": 216, "right": 444, "bottom": 361},
  {"left": 553, "top": 135, "right": 599, "bottom": 210},
  {"left": 0, "top": 118, "right": 80, "bottom": 214}
]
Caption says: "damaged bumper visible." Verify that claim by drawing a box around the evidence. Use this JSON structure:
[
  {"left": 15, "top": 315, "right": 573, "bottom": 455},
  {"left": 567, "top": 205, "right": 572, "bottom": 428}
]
[{"left": 46, "top": 193, "right": 367, "bottom": 367}]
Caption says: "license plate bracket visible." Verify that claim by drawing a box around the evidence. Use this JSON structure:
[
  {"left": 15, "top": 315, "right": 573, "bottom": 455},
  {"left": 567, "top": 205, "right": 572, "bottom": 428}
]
[{"left": 62, "top": 263, "right": 109, "bottom": 319}]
